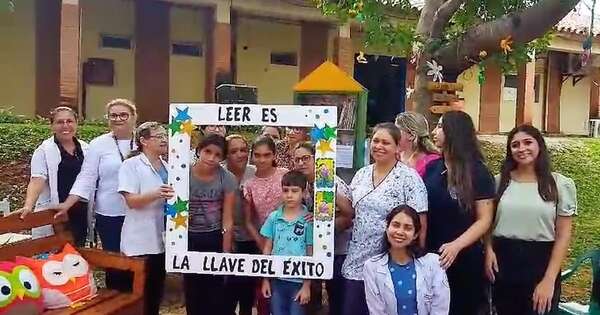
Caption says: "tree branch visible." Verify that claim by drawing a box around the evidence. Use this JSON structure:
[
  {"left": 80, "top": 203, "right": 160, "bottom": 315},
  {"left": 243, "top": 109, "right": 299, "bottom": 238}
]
[
  {"left": 433, "top": 0, "right": 580, "bottom": 74},
  {"left": 430, "top": 0, "right": 466, "bottom": 38},
  {"left": 416, "top": 0, "right": 445, "bottom": 37}
]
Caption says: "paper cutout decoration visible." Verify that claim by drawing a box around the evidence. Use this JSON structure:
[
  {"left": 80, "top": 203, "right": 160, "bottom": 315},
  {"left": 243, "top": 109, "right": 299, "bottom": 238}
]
[
  {"left": 317, "top": 139, "right": 334, "bottom": 155},
  {"left": 310, "top": 126, "right": 325, "bottom": 143},
  {"left": 171, "top": 213, "right": 188, "bottom": 229},
  {"left": 16, "top": 244, "right": 97, "bottom": 309},
  {"left": 315, "top": 191, "right": 335, "bottom": 221},
  {"left": 315, "top": 158, "right": 335, "bottom": 189},
  {"left": 175, "top": 107, "right": 192, "bottom": 122},
  {"left": 500, "top": 36, "right": 513, "bottom": 54},
  {"left": 0, "top": 262, "right": 43, "bottom": 315},
  {"left": 426, "top": 60, "right": 444, "bottom": 83},
  {"left": 169, "top": 117, "right": 182, "bottom": 135}
]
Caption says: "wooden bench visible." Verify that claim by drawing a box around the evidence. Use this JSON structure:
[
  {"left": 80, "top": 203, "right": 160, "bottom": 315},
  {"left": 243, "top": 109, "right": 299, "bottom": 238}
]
[{"left": 0, "top": 210, "right": 146, "bottom": 314}]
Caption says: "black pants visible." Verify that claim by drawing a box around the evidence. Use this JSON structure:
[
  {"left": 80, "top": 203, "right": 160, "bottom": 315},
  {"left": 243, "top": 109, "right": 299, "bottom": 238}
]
[
  {"left": 446, "top": 245, "right": 487, "bottom": 315},
  {"left": 325, "top": 255, "right": 346, "bottom": 315},
  {"left": 67, "top": 201, "right": 88, "bottom": 247},
  {"left": 184, "top": 231, "right": 225, "bottom": 315},
  {"left": 493, "top": 237, "right": 560, "bottom": 315},
  {"left": 225, "top": 241, "right": 259, "bottom": 315},
  {"left": 137, "top": 253, "right": 166, "bottom": 315},
  {"left": 95, "top": 214, "right": 132, "bottom": 292}
]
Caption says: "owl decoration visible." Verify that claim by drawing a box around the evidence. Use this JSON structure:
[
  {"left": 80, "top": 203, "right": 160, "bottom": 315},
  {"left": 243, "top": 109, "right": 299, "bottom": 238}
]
[
  {"left": 0, "top": 262, "right": 43, "bottom": 315},
  {"left": 16, "top": 243, "right": 97, "bottom": 309}
]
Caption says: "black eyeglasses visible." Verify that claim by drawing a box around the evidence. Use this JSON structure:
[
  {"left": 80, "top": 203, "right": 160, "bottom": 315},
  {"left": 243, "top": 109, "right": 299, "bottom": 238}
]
[
  {"left": 106, "top": 112, "right": 130, "bottom": 121},
  {"left": 294, "top": 154, "right": 313, "bottom": 164}
]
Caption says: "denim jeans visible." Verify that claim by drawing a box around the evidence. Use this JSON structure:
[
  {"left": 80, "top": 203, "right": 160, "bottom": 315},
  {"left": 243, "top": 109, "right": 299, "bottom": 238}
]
[
  {"left": 270, "top": 279, "right": 306, "bottom": 315},
  {"left": 341, "top": 279, "right": 369, "bottom": 315},
  {"left": 95, "top": 214, "right": 132, "bottom": 292}
]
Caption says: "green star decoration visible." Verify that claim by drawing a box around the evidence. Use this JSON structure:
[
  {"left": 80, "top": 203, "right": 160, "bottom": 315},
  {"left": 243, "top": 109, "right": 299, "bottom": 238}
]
[
  {"left": 169, "top": 117, "right": 182, "bottom": 135},
  {"left": 322, "top": 191, "right": 334, "bottom": 203},
  {"left": 323, "top": 124, "right": 337, "bottom": 140},
  {"left": 173, "top": 197, "right": 188, "bottom": 213}
]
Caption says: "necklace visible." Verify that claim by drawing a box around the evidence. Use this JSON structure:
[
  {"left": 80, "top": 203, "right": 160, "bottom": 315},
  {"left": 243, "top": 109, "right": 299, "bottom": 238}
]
[{"left": 112, "top": 133, "right": 134, "bottom": 162}]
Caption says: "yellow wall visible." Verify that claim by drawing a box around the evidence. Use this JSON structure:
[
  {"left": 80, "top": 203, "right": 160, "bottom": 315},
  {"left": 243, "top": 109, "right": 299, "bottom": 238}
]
[
  {"left": 457, "top": 66, "right": 481, "bottom": 129},
  {"left": 500, "top": 79, "right": 516, "bottom": 133},
  {"left": 236, "top": 17, "right": 300, "bottom": 104},
  {"left": 560, "top": 76, "right": 590, "bottom": 135},
  {"left": 169, "top": 6, "right": 206, "bottom": 103},
  {"left": 0, "top": 0, "right": 36, "bottom": 116},
  {"left": 81, "top": 0, "right": 134, "bottom": 119}
]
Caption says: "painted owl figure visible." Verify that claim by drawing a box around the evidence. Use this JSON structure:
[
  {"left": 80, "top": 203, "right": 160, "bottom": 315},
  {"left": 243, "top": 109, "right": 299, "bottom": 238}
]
[
  {"left": 0, "top": 262, "right": 43, "bottom": 315},
  {"left": 16, "top": 244, "right": 97, "bottom": 309}
]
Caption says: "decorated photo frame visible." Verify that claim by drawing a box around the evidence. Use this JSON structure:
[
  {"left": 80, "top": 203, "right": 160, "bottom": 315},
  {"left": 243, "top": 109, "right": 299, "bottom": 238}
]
[{"left": 166, "top": 103, "right": 337, "bottom": 279}]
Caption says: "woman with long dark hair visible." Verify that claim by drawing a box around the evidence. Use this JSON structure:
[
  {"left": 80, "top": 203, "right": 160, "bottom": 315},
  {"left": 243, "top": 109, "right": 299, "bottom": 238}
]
[
  {"left": 185, "top": 133, "right": 236, "bottom": 314},
  {"left": 342, "top": 123, "right": 428, "bottom": 315},
  {"left": 364, "top": 205, "right": 449, "bottom": 315},
  {"left": 424, "top": 111, "right": 495, "bottom": 315},
  {"left": 485, "top": 125, "right": 576, "bottom": 315}
]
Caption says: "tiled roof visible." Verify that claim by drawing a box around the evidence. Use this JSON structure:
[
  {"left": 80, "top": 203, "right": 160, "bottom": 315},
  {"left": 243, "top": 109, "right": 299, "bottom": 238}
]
[{"left": 556, "top": 5, "right": 600, "bottom": 36}]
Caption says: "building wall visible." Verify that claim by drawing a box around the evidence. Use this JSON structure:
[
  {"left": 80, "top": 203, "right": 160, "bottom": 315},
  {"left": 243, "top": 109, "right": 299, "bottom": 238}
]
[
  {"left": 457, "top": 65, "right": 481, "bottom": 128},
  {"left": 500, "top": 78, "right": 515, "bottom": 133},
  {"left": 560, "top": 76, "right": 590, "bottom": 135},
  {"left": 235, "top": 17, "right": 300, "bottom": 104},
  {"left": 81, "top": 0, "right": 134, "bottom": 119},
  {"left": 0, "top": 0, "right": 36, "bottom": 116},
  {"left": 169, "top": 6, "right": 206, "bottom": 103}
]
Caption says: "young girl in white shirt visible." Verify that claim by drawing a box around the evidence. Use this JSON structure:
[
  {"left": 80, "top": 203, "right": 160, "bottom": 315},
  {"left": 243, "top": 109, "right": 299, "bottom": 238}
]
[{"left": 118, "top": 122, "right": 173, "bottom": 315}]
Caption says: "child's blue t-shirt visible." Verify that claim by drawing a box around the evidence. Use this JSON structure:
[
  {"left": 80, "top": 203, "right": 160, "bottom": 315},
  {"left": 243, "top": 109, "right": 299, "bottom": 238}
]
[
  {"left": 388, "top": 257, "right": 418, "bottom": 315},
  {"left": 260, "top": 205, "right": 313, "bottom": 282}
]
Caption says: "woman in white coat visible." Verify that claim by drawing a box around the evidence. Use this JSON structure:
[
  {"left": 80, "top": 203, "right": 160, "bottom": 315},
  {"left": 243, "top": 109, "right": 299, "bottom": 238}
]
[
  {"left": 17, "top": 107, "right": 90, "bottom": 246},
  {"left": 364, "top": 205, "right": 450, "bottom": 315}
]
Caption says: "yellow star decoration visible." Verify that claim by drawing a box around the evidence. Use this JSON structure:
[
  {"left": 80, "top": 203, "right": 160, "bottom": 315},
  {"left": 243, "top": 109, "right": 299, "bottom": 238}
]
[
  {"left": 500, "top": 36, "right": 513, "bottom": 54},
  {"left": 171, "top": 213, "right": 187, "bottom": 229},
  {"left": 317, "top": 139, "right": 333, "bottom": 154},
  {"left": 181, "top": 120, "right": 194, "bottom": 136}
]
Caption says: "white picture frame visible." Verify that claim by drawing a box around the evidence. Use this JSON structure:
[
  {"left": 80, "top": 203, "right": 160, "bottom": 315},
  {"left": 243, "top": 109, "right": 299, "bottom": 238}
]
[{"left": 166, "top": 103, "right": 337, "bottom": 279}]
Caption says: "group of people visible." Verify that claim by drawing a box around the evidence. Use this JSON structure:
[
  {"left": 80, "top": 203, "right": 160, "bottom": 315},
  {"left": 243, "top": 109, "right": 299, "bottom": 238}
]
[{"left": 16, "top": 98, "right": 577, "bottom": 315}]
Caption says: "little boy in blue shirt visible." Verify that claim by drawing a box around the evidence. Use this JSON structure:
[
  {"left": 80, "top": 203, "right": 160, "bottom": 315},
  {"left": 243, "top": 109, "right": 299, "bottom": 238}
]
[{"left": 260, "top": 170, "right": 313, "bottom": 315}]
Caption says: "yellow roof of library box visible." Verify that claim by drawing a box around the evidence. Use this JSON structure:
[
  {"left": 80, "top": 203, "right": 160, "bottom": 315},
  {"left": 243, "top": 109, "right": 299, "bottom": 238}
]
[{"left": 294, "top": 61, "right": 365, "bottom": 93}]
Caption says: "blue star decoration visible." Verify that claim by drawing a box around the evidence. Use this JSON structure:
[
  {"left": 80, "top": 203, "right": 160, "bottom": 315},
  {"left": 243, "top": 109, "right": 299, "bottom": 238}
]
[
  {"left": 164, "top": 203, "right": 177, "bottom": 218},
  {"left": 175, "top": 107, "right": 192, "bottom": 122},
  {"left": 310, "top": 125, "right": 326, "bottom": 143}
]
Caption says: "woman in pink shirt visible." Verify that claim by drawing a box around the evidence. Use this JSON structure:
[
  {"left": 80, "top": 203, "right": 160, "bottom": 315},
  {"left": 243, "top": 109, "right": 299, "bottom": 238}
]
[{"left": 395, "top": 112, "right": 441, "bottom": 177}]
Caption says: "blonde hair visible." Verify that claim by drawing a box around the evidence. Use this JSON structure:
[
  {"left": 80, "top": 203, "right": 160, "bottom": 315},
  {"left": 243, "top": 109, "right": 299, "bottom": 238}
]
[
  {"left": 128, "top": 121, "right": 162, "bottom": 158},
  {"left": 106, "top": 98, "right": 137, "bottom": 117},
  {"left": 395, "top": 112, "right": 439, "bottom": 155}
]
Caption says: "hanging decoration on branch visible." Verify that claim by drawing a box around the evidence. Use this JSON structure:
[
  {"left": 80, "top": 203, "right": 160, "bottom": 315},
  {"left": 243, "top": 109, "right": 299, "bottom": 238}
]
[
  {"left": 500, "top": 36, "right": 513, "bottom": 55},
  {"left": 581, "top": 0, "right": 596, "bottom": 67},
  {"left": 426, "top": 60, "right": 444, "bottom": 83},
  {"left": 356, "top": 51, "right": 368, "bottom": 64}
]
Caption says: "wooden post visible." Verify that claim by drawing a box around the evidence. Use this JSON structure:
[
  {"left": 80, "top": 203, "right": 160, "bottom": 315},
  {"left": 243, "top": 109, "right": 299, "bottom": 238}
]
[{"left": 516, "top": 60, "right": 535, "bottom": 125}]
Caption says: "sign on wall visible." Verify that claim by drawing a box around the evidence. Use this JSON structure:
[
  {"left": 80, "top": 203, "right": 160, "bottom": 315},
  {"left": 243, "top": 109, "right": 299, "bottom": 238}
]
[{"left": 166, "top": 103, "right": 337, "bottom": 279}]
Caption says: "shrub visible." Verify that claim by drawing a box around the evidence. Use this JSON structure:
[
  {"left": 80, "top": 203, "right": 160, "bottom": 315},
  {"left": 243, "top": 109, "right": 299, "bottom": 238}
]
[{"left": 0, "top": 123, "right": 107, "bottom": 161}]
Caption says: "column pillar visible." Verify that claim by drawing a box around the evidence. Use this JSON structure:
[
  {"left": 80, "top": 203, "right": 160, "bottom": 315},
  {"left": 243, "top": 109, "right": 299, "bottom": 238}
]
[
  {"left": 590, "top": 66, "right": 600, "bottom": 119},
  {"left": 135, "top": 0, "right": 170, "bottom": 121},
  {"left": 205, "top": 2, "right": 232, "bottom": 102},
  {"left": 35, "top": 0, "right": 61, "bottom": 117},
  {"left": 299, "top": 22, "right": 329, "bottom": 79},
  {"left": 333, "top": 23, "right": 353, "bottom": 75},
  {"left": 516, "top": 60, "right": 535, "bottom": 125},
  {"left": 478, "top": 63, "right": 502, "bottom": 133},
  {"left": 546, "top": 51, "right": 563, "bottom": 133},
  {"left": 60, "top": 0, "right": 81, "bottom": 111}
]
